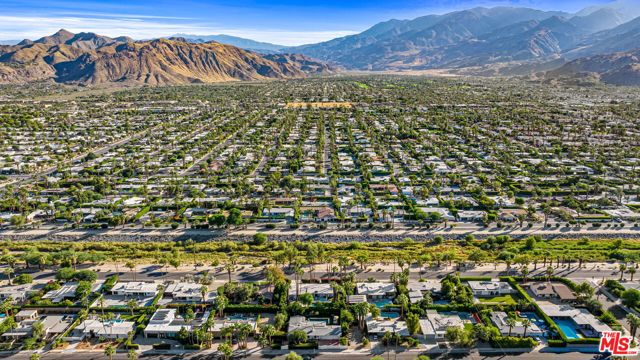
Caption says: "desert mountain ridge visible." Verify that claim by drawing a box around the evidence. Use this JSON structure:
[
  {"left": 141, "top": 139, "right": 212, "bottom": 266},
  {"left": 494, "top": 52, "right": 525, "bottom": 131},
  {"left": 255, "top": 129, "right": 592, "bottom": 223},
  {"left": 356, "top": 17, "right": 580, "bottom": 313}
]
[{"left": 0, "top": 29, "right": 333, "bottom": 86}]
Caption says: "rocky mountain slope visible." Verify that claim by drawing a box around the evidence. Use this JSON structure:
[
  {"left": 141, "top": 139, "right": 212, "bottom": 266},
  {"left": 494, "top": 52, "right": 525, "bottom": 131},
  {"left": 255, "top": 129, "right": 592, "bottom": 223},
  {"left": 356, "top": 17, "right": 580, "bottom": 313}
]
[
  {"left": 0, "top": 30, "right": 331, "bottom": 85},
  {"left": 291, "top": 5, "right": 638, "bottom": 75},
  {"left": 546, "top": 49, "right": 640, "bottom": 86}
]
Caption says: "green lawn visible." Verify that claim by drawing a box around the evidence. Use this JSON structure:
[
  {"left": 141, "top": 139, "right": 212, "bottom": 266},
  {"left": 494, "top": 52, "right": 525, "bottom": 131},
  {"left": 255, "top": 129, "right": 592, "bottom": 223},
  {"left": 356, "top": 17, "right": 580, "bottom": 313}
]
[{"left": 478, "top": 294, "right": 519, "bottom": 305}]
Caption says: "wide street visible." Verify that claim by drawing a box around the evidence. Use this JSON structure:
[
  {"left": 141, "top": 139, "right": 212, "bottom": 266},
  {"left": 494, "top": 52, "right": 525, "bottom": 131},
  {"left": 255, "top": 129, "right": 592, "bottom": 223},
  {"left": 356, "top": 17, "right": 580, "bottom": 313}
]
[{"left": 1, "top": 350, "right": 615, "bottom": 360}]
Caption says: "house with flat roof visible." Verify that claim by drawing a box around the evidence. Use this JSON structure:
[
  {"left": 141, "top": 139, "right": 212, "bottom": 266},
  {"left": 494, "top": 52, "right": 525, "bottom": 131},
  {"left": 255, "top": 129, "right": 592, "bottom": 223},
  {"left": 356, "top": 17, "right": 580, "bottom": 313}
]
[
  {"left": 111, "top": 281, "right": 159, "bottom": 297},
  {"left": 1, "top": 310, "right": 74, "bottom": 340},
  {"left": 0, "top": 283, "right": 43, "bottom": 304},
  {"left": 365, "top": 315, "right": 409, "bottom": 337},
  {"left": 210, "top": 316, "right": 257, "bottom": 336},
  {"left": 419, "top": 310, "right": 464, "bottom": 341},
  {"left": 356, "top": 283, "right": 396, "bottom": 300},
  {"left": 287, "top": 316, "right": 341, "bottom": 345},
  {"left": 347, "top": 295, "right": 367, "bottom": 304},
  {"left": 407, "top": 281, "right": 441, "bottom": 303},
  {"left": 467, "top": 281, "right": 514, "bottom": 297},
  {"left": 42, "top": 282, "right": 102, "bottom": 303},
  {"left": 539, "top": 304, "right": 610, "bottom": 337},
  {"left": 164, "top": 282, "right": 217, "bottom": 303},
  {"left": 144, "top": 308, "right": 211, "bottom": 338},
  {"left": 289, "top": 282, "right": 334, "bottom": 302},
  {"left": 490, "top": 312, "right": 543, "bottom": 337},
  {"left": 68, "top": 317, "right": 135, "bottom": 340}
]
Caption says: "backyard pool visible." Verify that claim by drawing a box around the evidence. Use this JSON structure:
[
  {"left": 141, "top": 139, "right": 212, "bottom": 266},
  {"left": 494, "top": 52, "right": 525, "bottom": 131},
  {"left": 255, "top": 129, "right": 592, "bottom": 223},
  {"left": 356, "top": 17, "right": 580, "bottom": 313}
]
[
  {"left": 555, "top": 318, "right": 583, "bottom": 339},
  {"left": 519, "top": 312, "right": 548, "bottom": 330},
  {"left": 371, "top": 299, "right": 393, "bottom": 308},
  {"left": 380, "top": 312, "right": 400, "bottom": 319}
]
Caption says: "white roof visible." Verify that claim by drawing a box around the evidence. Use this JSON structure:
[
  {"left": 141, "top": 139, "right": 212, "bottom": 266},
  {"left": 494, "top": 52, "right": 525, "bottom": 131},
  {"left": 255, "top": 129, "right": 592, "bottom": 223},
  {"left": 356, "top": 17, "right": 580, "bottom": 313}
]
[
  {"left": 420, "top": 310, "right": 464, "bottom": 336},
  {"left": 366, "top": 315, "right": 408, "bottom": 336},
  {"left": 490, "top": 312, "right": 543, "bottom": 336},
  {"left": 407, "top": 281, "right": 441, "bottom": 293},
  {"left": 468, "top": 281, "right": 512, "bottom": 292},
  {"left": 539, "top": 304, "right": 611, "bottom": 333},
  {"left": 288, "top": 316, "right": 341, "bottom": 340},
  {"left": 290, "top": 282, "right": 334, "bottom": 297},
  {"left": 356, "top": 282, "right": 395, "bottom": 296},
  {"left": 77, "top": 318, "right": 135, "bottom": 336},
  {"left": 111, "top": 282, "right": 158, "bottom": 294}
]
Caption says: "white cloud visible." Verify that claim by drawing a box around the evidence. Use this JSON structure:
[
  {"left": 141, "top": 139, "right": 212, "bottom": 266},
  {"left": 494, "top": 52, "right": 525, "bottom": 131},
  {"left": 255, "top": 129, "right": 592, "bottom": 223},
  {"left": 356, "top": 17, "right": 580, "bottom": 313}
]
[{"left": 0, "top": 14, "right": 356, "bottom": 46}]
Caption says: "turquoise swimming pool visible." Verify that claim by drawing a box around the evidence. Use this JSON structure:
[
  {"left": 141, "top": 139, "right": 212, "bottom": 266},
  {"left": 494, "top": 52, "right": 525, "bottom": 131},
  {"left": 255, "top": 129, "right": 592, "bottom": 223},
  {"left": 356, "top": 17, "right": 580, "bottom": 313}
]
[
  {"left": 555, "top": 318, "right": 583, "bottom": 339},
  {"left": 380, "top": 311, "right": 399, "bottom": 319},
  {"left": 371, "top": 298, "right": 393, "bottom": 308}
]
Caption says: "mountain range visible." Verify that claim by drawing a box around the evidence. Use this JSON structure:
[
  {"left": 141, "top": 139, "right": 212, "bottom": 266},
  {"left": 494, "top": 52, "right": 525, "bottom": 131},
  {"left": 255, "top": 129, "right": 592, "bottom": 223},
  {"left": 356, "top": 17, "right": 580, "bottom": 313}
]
[
  {"left": 172, "top": 33, "right": 285, "bottom": 54},
  {"left": 0, "top": 30, "right": 332, "bottom": 85},
  {"left": 2, "top": 0, "right": 640, "bottom": 86}
]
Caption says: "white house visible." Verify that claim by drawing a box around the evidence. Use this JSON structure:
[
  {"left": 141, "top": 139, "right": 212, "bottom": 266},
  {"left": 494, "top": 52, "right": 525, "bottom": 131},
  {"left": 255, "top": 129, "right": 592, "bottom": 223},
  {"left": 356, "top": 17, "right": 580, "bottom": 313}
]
[
  {"left": 419, "top": 310, "right": 464, "bottom": 341},
  {"left": 539, "top": 304, "right": 611, "bottom": 337},
  {"left": 356, "top": 283, "right": 396, "bottom": 300},
  {"left": 144, "top": 308, "right": 211, "bottom": 338},
  {"left": 164, "top": 282, "right": 217, "bottom": 303},
  {"left": 365, "top": 315, "right": 409, "bottom": 337},
  {"left": 111, "top": 282, "right": 158, "bottom": 297},
  {"left": 69, "top": 317, "right": 135, "bottom": 340},
  {"left": 490, "top": 312, "right": 543, "bottom": 337},
  {"left": 289, "top": 282, "right": 334, "bottom": 302},
  {"left": 288, "top": 316, "right": 341, "bottom": 344},
  {"left": 467, "top": 281, "right": 514, "bottom": 297}
]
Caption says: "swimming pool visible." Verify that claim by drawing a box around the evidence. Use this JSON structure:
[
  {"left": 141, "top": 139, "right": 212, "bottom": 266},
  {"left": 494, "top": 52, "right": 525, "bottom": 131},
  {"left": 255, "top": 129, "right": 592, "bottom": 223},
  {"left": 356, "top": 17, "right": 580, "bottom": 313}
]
[
  {"left": 371, "top": 299, "right": 393, "bottom": 308},
  {"left": 519, "top": 312, "right": 547, "bottom": 329},
  {"left": 555, "top": 318, "right": 583, "bottom": 339},
  {"left": 380, "top": 312, "right": 399, "bottom": 319},
  {"left": 441, "top": 311, "right": 476, "bottom": 323}
]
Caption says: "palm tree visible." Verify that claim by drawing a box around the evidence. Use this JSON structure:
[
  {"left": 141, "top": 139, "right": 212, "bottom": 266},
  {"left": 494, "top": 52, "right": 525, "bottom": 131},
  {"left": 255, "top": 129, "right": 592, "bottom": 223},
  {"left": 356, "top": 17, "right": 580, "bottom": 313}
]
[
  {"left": 125, "top": 261, "right": 136, "bottom": 281},
  {"left": 521, "top": 266, "right": 530, "bottom": 283},
  {"left": 127, "top": 350, "right": 138, "bottom": 360},
  {"left": 98, "top": 295, "right": 105, "bottom": 315},
  {"left": 200, "top": 285, "right": 209, "bottom": 303},
  {"left": 127, "top": 299, "right": 137, "bottom": 316},
  {"left": 620, "top": 264, "right": 627, "bottom": 281},
  {"left": 626, "top": 313, "right": 640, "bottom": 339},
  {"left": 214, "top": 295, "right": 228, "bottom": 318},
  {"left": 353, "top": 302, "right": 369, "bottom": 330},
  {"left": 396, "top": 294, "right": 409, "bottom": 319},
  {"left": 522, "top": 319, "right": 532, "bottom": 338},
  {"left": 104, "top": 344, "right": 115, "bottom": 360},
  {"left": 294, "top": 265, "right": 304, "bottom": 300},
  {"left": 506, "top": 317, "right": 517, "bottom": 337},
  {"left": 545, "top": 266, "right": 554, "bottom": 282},
  {"left": 629, "top": 267, "right": 637, "bottom": 282},
  {"left": 3, "top": 268, "right": 14, "bottom": 285}
]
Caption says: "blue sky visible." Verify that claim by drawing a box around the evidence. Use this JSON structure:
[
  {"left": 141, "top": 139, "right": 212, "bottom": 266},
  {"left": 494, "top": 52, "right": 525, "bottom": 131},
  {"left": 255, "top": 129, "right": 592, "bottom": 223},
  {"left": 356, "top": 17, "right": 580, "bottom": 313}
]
[{"left": 0, "top": 0, "right": 614, "bottom": 45}]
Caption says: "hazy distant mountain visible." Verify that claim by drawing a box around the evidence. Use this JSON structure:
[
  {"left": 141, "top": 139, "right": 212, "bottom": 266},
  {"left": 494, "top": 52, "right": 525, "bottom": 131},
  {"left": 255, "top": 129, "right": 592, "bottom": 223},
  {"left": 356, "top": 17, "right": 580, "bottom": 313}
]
[
  {"left": 0, "top": 40, "right": 20, "bottom": 45},
  {"left": 291, "top": 5, "right": 639, "bottom": 75},
  {"left": 566, "top": 16, "right": 640, "bottom": 59},
  {"left": 0, "top": 30, "right": 332, "bottom": 85},
  {"left": 575, "top": 0, "right": 640, "bottom": 23},
  {"left": 547, "top": 48, "right": 640, "bottom": 86},
  {"left": 172, "top": 33, "right": 285, "bottom": 53},
  {"left": 293, "top": 7, "right": 573, "bottom": 70}
]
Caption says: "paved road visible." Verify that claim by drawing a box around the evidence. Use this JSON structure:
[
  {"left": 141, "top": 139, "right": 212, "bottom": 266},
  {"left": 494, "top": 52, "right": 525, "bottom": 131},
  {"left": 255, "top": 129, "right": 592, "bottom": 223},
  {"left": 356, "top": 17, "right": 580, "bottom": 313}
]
[
  {"left": 8, "top": 260, "right": 623, "bottom": 286},
  {"left": 3, "top": 221, "right": 639, "bottom": 239},
  {"left": 2, "top": 350, "right": 612, "bottom": 360}
]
